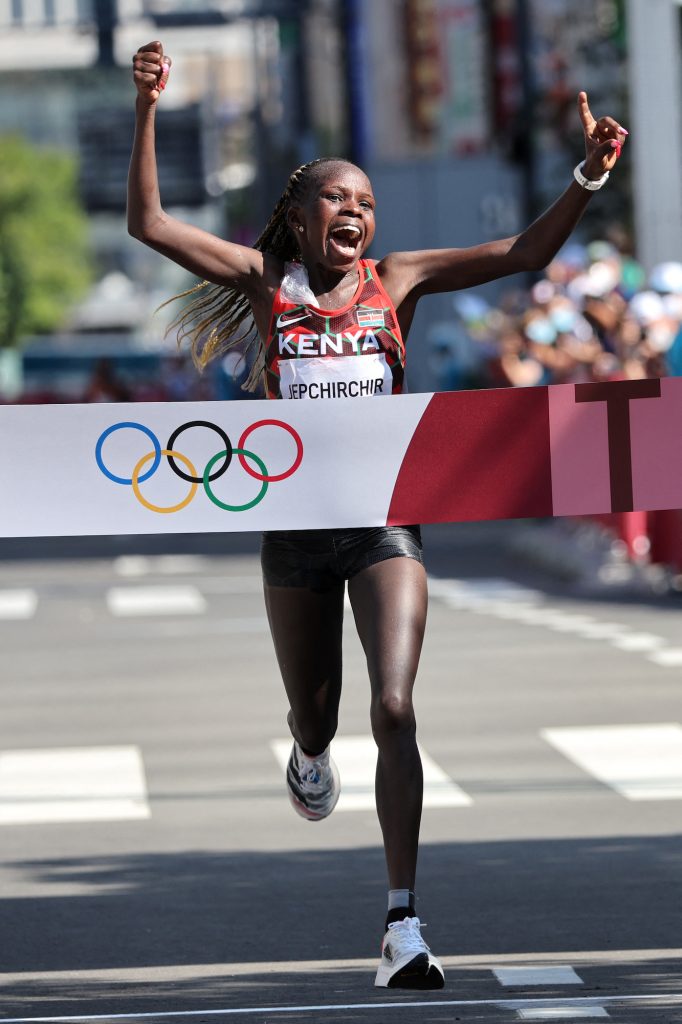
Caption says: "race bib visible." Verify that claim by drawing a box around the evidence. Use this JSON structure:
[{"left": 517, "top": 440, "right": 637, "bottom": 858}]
[{"left": 279, "top": 354, "right": 393, "bottom": 400}]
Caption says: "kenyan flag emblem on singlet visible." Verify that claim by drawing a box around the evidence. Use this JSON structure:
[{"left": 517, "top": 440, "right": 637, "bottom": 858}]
[{"left": 356, "top": 307, "right": 386, "bottom": 329}]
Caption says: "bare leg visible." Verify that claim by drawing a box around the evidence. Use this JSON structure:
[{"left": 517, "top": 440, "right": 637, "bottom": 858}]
[
  {"left": 263, "top": 582, "right": 345, "bottom": 755},
  {"left": 348, "top": 557, "right": 427, "bottom": 890}
]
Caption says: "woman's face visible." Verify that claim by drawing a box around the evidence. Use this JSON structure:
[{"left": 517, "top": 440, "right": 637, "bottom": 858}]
[{"left": 290, "top": 163, "right": 376, "bottom": 272}]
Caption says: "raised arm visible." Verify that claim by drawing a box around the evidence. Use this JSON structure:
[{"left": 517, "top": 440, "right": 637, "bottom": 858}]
[
  {"left": 378, "top": 93, "right": 627, "bottom": 305},
  {"left": 127, "top": 41, "right": 267, "bottom": 295}
]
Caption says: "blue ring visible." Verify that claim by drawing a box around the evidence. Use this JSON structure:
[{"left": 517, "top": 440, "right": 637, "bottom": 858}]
[{"left": 96, "top": 422, "right": 161, "bottom": 485}]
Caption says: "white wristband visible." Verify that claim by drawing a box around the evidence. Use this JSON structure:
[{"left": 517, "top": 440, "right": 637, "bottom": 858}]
[{"left": 573, "top": 162, "right": 610, "bottom": 191}]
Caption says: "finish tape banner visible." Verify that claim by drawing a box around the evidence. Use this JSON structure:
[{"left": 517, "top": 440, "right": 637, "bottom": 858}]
[{"left": 1, "top": 376, "right": 681, "bottom": 538}]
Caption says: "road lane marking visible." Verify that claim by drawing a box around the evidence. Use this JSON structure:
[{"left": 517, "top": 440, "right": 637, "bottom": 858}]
[
  {"left": 0, "top": 589, "right": 37, "bottom": 620},
  {"left": 648, "top": 647, "right": 682, "bottom": 667},
  {"left": 2, "top": 946, "right": 680, "bottom": 984},
  {"left": 106, "top": 586, "right": 207, "bottom": 617},
  {"left": 0, "top": 993, "right": 679, "bottom": 1023},
  {"left": 0, "top": 746, "right": 150, "bottom": 824},
  {"left": 573, "top": 622, "right": 629, "bottom": 640},
  {"left": 428, "top": 577, "right": 544, "bottom": 609},
  {"left": 609, "top": 632, "right": 665, "bottom": 652},
  {"left": 430, "top": 578, "right": 544, "bottom": 601},
  {"left": 516, "top": 1011, "right": 606, "bottom": 1019},
  {"left": 501, "top": 610, "right": 597, "bottom": 631},
  {"left": 541, "top": 724, "right": 682, "bottom": 800},
  {"left": 2, "top": 947, "right": 679, "bottom": 985},
  {"left": 270, "top": 735, "right": 472, "bottom": 810},
  {"left": 494, "top": 966, "right": 582, "bottom": 986},
  {"left": 477, "top": 601, "right": 543, "bottom": 621},
  {"left": 429, "top": 576, "right": 680, "bottom": 669}
]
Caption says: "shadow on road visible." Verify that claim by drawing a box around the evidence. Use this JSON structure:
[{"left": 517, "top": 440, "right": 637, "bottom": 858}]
[{"left": 2, "top": 834, "right": 681, "bottom": 1015}]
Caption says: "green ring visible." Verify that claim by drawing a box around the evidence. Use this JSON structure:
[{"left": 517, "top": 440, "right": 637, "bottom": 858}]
[{"left": 203, "top": 448, "right": 269, "bottom": 512}]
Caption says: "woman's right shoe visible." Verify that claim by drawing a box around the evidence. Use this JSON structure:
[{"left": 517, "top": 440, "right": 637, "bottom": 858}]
[
  {"left": 375, "top": 916, "right": 445, "bottom": 989},
  {"left": 286, "top": 740, "right": 340, "bottom": 821}
]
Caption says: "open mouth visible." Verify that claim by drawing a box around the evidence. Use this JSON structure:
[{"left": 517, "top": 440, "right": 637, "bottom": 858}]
[{"left": 328, "top": 224, "right": 362, "bottom": 258}]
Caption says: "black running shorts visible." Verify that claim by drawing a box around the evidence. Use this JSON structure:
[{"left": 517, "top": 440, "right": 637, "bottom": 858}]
[{"left": 261, "top": 525, "right": 423, "bottom": 591}]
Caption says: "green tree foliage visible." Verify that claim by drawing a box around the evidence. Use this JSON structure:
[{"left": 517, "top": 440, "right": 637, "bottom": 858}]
[{"left": 0, "top": 135, "right": 93, "bottom": 348}]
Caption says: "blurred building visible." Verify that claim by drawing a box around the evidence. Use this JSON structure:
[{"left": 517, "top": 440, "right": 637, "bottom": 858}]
[
  {"left": 345, "top": 0, "right": 680, "bottom": 388},
  {"left": 0, "top": 0, "right": 347, "bottom": 388}
]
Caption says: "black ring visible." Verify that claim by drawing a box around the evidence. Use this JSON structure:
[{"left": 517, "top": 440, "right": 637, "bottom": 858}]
[{"left": 166, "top": 421, "right": 232, "bottom": 483}]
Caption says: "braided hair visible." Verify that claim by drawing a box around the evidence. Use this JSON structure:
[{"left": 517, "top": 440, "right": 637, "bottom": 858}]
[{"left": 162, "top": 156, "right": 353, "bottom": 393}]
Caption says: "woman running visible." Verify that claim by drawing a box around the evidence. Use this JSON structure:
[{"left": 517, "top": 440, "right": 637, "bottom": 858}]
[{"left": 129, "top": 41, "right": 626, "bottom": 990}]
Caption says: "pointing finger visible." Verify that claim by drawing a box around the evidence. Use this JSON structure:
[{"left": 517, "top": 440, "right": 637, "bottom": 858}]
[{"left": 577, "top": 91, "right": 595, "bottom": 132}]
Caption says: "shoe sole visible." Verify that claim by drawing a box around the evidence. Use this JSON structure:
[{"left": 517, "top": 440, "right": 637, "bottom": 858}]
[
  {"left": 287, "top": 787, "right": 329, "bottom": 821},
  {"left": 375, "top": 953, "right": 445, "bottom": 990}
]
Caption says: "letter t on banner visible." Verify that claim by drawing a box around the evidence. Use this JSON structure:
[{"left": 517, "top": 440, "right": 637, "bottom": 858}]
[{"left": 574, "top": 380, "right": 662, "bottom": 513}]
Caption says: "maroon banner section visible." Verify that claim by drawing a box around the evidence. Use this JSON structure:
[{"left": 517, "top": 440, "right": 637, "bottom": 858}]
[
  {"left": 387, "top": 387, "right": 553, "bottom": 525},
  {"left": 574, "top": 378, "right": 662, "bottom": 513}
]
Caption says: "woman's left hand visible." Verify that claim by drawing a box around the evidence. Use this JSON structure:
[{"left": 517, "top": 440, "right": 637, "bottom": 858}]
[{"left": 578, "top": 91, "right": 628, "bottom": 179}]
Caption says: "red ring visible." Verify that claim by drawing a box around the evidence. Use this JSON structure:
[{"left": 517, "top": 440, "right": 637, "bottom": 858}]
[{"left": 237, "top": 419, "right": 303, "bottom": 482}]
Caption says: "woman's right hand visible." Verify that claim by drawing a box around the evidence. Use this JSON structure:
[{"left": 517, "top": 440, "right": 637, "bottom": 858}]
[{"left": 132, "top": 40, "right": 171, "bottom": 105}]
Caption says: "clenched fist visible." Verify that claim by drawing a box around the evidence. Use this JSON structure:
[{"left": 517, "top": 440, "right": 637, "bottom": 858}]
[{"left": 132, "top": 40, "right": 171, "bottom": 105}]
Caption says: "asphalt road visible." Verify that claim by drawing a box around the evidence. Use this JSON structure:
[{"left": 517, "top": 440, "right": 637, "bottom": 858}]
[{"left": 0, "top": 522, "right": 680, "bottom": 1024}]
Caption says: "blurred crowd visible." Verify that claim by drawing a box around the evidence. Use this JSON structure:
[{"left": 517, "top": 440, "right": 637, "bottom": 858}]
[
  {"left": 81, "top": 354, "right": 247, "bottom": 404},
  {"left": 429, "top": 236, "right": 682, "bottom": 392},
  {"left": 15, "top": 351, "right": 254, "bottom": 406}
]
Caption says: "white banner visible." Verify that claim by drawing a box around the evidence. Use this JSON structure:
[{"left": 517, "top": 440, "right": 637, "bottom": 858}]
[
  {"left": 0, "top": 396, "right": 430, "bottom": 538},
  {"left": 3, "top": 378, "right": 681, "bottom": 537}
]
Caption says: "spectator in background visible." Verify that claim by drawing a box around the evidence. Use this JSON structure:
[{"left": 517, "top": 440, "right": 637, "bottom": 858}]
[
  {"left": 83, "top": 358, "right": 131, "bottom": 403},
  {"left": 161, "top": 352, "right": 196, "bottom": 402},
  {"left": 445, "top": 237, "right": 682, "bottom": 390}
]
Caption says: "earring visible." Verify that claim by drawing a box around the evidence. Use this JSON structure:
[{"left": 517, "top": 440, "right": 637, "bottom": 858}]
[{"left": 297, "top": 226, "right": 304, "bottom": 233}]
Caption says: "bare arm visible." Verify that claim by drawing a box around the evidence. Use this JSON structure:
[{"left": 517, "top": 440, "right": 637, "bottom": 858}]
[
  {"left": 378, "top": 93, "right": 627, "bottom": 305},
  {"left": 127, "top": 41, "right": 268, "bottom": 296}
]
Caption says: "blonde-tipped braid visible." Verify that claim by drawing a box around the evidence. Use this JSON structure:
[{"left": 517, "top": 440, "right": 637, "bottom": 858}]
[{"left": 162, "top": 157, "right": 351, "bottom": 393}]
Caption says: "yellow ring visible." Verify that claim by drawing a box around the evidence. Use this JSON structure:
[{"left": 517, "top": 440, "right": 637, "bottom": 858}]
[{"left": 132, "top": 449, "right": 198, "bottom": 514}]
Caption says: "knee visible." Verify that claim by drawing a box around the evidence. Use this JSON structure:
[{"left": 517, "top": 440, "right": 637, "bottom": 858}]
[{"left": 371, "top": 690, "right": 416, "bottom": 744}]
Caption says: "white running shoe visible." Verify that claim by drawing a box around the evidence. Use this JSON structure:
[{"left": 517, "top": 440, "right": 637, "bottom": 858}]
[
  {"left": 375, "top": 916, "right": 445, "bottom": 989},
  {"left": 285, "top": 741, "right": 340, "bottom": 821}
]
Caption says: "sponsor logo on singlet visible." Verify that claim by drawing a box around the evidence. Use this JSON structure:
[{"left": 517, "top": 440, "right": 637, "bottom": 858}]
[{"left": 276, "top": 311, "right": 311, "bottom": 329}]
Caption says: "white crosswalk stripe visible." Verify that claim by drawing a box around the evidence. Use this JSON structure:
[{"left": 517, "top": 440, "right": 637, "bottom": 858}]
[
  {"left": 106, "top": 585, "right": 207, "bottom": 616},
  {"left": 610, "top": 632, "right": 665, "bottom": 652},
  {"left": 114, "top": 555, "right": 213, "bottom": 577},
  {"left": 271, "top": 735, "right": 472, "bottom": 811},
  {"left": 647, "top": 647, "right": 682, "bottom": 667},
  {"left": 0, "top": 589, "right": 37, "bottom": 620},
  {"left": 3, "top": 574, "right": 680, "bottom": 682},
  {"left": 494, "top": 966, "right": 583, "bottom": 986},
  {"left": 0, "top": 746, "right": 150, "bottom": 824},
  {"left": 515, "top": 1008, "right": 609, "bottom": 1020},
  {"left": 542, "top": 724, "right": 682, "bottom": 801}
]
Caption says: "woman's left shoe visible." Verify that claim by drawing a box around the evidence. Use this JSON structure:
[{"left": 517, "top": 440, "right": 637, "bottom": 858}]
[
  {"left": 285, "top": 741, "right": 340, "bottom": 821},
  {"left": 374, "top": 916, "right": 445, "bottom": 989}
]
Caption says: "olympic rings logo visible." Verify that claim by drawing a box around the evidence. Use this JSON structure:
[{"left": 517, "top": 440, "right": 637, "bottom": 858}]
[{"left": 95, "top": 418, "right": 303, "bottom": 513}]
